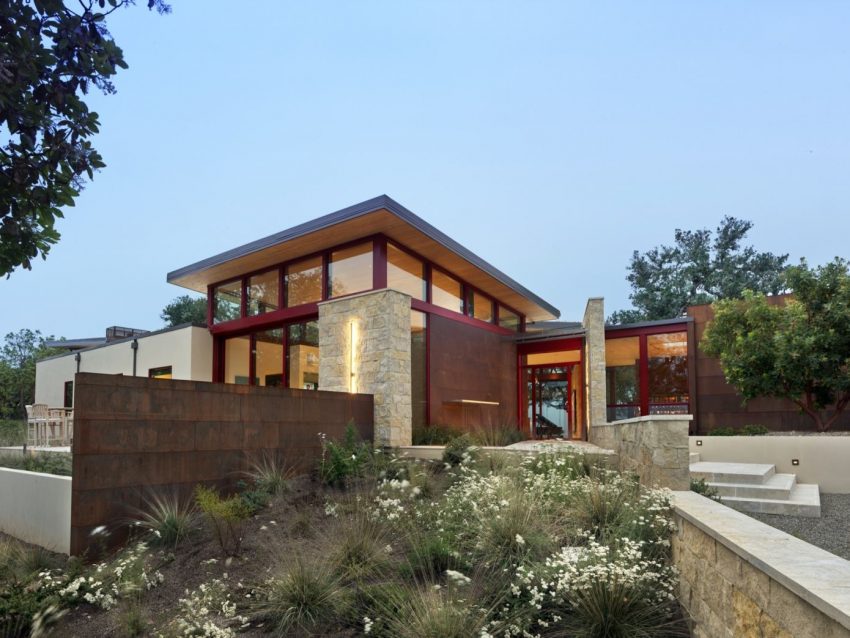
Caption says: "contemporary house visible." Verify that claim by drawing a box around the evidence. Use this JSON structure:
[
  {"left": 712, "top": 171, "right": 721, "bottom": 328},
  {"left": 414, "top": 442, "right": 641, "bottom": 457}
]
[{"left": 37, "top": 194, "right": 840, "bottom": 444}]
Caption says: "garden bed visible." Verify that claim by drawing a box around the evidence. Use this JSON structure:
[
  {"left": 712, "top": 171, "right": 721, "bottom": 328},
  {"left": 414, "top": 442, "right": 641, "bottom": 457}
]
[{"left": 1, "top": 433, "right": 689, "bottom": 637}]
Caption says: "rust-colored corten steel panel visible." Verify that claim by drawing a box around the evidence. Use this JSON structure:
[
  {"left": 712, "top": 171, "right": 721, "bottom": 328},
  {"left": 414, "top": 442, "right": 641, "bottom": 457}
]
[
  {"left": 428, "top": 314, "right": 517, "bottom": 430},
  {"left": 71, "top": 373, "right": 373, "bottom": 556},
  {"left": 688, "top": 302, "right": 850, "bottom": 433}
]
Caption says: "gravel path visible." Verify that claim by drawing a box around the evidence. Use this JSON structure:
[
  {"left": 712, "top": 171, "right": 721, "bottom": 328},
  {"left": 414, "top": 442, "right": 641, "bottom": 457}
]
[{"left": 745, "top": 493, "right": 850, "bottom": 561}]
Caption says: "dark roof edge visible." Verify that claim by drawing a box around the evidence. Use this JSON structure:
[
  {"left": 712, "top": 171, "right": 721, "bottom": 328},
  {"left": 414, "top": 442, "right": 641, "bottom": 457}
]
[
  {"left": 605, "top": 316, "right": 693, "bottom": 330},
  {"left": 166, "top": 195, "right": 560, "bottom": 319},
  {"left": 37, "top": 323, "right": 206, "bottom": 363}
]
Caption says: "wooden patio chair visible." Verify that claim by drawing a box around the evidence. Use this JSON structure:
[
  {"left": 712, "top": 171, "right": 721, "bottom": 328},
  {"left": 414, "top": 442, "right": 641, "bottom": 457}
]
[
  {"left": 47, "top": 408, "right": 65, "bottom": 446},
  {"left": 30, "top": 404, "right": 50, "bottom": 446},
  {"left": 25, "top": 404, "right": 37, "bottom": 446}
]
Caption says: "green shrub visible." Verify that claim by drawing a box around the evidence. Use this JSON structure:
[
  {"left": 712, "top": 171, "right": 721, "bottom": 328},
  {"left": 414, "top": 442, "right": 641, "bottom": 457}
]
[
  {"left": 0, "top": 420, "right": 26, "bottom": 447},
  {"left": 708, "top": 425, "right": 769, "bottom": 436},
  {"left": 690, "top": 477, "right": 721, "bottom": 501},
  {"left": 0, "top": 451, "right": 72, "bottom": 476},
  {"left": 132, "top": 492, "right": 197, "bottom": 548},
  {"left": 740, "top": 424, "right": 770, "bottom": 436},
  {"left": 245, "top": 452, "right": 294, "bottom": 495},
  {"left": 401, "top": 531, "right": 461, "bottom": 582},
  {"left": 235, "top": 480, "right": 271, "bottom": 514},
  {"left": 412, "top": 424, "right": 462, "bottom": 445},
  {"left": 469, "top": 424, "right": 525, "bottom": 447},
  {"left": 251, "top": 559, "right": 350, "bottom": 636},
  {"left": 317, "top": 421, "right": 373, "bottom": 487},
  {"left": 441, "top": 434, "right": 474, "bottom": 467},
  {"left": 370, "top": 584, "right": 492, "bottom": 638},
  {"left": 328, "top": 511, "right": 391, "bottom": 582},
  {"left": 194, "top": 485, "right": 252, "bottom": 557}
]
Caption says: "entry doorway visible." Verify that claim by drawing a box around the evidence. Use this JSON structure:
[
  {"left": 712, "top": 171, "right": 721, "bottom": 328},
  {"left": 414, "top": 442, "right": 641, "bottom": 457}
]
[{"left": 523, "top": 364, "right": 575, "bottom": 439}]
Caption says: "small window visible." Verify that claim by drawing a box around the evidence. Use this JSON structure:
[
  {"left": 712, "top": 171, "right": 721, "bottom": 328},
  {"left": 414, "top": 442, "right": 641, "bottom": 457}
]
[
  {"left": 63, "top": 381, "right": 74, "bottom": 408},
  {"left": 213, "top": 279, "right": 242, "bottom": 323},
  {"left": 247, "top": 269, "right": 279, "bottom": 316},
  {"left": 149, "top": 366, "right": 173, "bottom": 380},
  {"left": 467, "top": 289, "right": 493, "bottom": 323},
  {"left": 498, "top": 305, "right": 521, "bottom": 331}
]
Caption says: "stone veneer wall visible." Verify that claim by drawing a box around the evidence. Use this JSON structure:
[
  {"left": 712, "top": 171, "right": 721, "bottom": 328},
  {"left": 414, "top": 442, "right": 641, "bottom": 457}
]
[
  {"left": 673, "top": 491, "right": 850, "bottom": 638},
  {"left": 582, "top": 297, "right": 607, "bottom": 427},
  {"left": 319, "top": 289, "right": 412, "bottom": 447},
  {"left": 589, "top": 415, "right": 690, "bottom": 490}
]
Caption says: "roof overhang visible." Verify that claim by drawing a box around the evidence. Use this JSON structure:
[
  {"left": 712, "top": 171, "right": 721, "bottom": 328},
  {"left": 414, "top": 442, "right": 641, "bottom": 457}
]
[{"left": 167, "top": 195, "right": 560, "bottom": 322}]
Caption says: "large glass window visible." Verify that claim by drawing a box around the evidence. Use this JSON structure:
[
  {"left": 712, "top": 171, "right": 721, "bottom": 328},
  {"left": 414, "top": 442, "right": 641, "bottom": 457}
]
[
  {"left": 467, "top": 289, "right": 493, "bottom": 323},
  {"left": 149, "top": 366, "right": 172, "bottom": 379},
  {"left": 388, "top": 243, "right": 426, "bottom": 300},
  {"left": 648, "top": 332, "right": 689, "bottom": 414},
  {"left": 605, "top": 336, "right": 640, "bottom": 421},
  {"left": 285, "top": 256, "right": 323, "bottom": 307},
  {"left": 431, "top": 270, "right": 463, "bottom": 313},
  {"left": 328, "top": 242, "right": 373, "bottom": 298},
  {"left": 411, "top": 310, "right": 427, "bottom": 428},
  {"left": 223, "top": 335, "right": 251, "bottom": 384},
  {"left": 247, "top": 270, "right": 279, "bottom": 316},
  {"left": 213, "top": 280, "right": 242, "bottom": 324},
  {"left": 254, "top": 329, "right": 283, "bottom": 386},
  {"left": 287, "top": 320, "right": 319, "bottom": 390},
  {"left": 498, "top": 305, "right": 520, "bottom": 331}
]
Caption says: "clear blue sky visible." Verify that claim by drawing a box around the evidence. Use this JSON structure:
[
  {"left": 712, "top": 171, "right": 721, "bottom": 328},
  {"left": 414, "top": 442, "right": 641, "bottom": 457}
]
[{"left": 3, "top": 1, "right": 850, "bottom": 339}]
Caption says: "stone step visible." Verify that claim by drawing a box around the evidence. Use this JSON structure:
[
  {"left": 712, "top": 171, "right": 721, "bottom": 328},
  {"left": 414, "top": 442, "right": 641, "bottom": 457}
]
[
  {"left": 708, "top": 473, "right": 797, "bottom": 500},
  {"left": 689, "top": 452, "right": 700, "bottom": 464},
  {"left": 721, "top": 484, "right": 821, "bottom": 518},
  {"left": 690, "top": 461, "right": 776, "bottom": 485}
]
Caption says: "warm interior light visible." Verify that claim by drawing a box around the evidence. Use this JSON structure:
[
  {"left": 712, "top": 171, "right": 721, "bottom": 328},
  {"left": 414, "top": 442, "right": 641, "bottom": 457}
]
[{"left": 349, "top": 320, "right": 357, "bottom": 393}]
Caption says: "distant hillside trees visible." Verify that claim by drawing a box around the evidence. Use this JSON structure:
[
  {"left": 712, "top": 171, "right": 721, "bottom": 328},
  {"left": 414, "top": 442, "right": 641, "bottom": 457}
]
[{"left": 609, "top": 217, "right": 788, "bottom": 324}]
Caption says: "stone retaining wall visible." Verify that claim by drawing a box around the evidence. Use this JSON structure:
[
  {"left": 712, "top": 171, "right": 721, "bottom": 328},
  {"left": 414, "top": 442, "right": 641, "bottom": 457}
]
[
  {"left": 673, "top": 491, "right": 850, "bottom": 638},
  {"left": 589, "top": 415, "right": 690, "bottom": 490}
]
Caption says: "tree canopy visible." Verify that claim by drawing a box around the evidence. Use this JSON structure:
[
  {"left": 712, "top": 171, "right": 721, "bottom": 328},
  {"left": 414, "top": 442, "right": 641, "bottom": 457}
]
[
  {"left": 702, "top": 258, "right": 850, "bottom": 432},
  {"left": 161, "top": 294, "right": 207, "bottom": 327},
  {"left": 0, "top": 0, "right": 169, "bottom": 277},
  {"left": 609, "top": 217, "right": 788, "bottom": 324},
  {"left": 0, "top": 329, "right": 62, "bottom": 418}
]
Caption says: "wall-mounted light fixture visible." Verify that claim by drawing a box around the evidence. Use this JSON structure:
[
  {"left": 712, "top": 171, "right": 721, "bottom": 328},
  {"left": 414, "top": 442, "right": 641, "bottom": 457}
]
[
  {"left": 695, "top": 440, "right": 703, "bottom": 447},
  {"left": 791, "top": 459, "right": 800, "bottom": 466},
  {"left": 349, "top": 321, "right": 357, "bottom": 393}
]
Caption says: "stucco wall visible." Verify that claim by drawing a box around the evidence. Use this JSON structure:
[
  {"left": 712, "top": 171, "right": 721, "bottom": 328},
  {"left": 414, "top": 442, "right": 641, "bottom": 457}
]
[
  {"left": 673, "top": 491, "right": 850, "bottom": 638},
  {"left": 35, "top": 325, "right": 212, "bottom": 407},
  {"left": 691, "top": 435, "right": 850, "bottom": 494},
  {"left": 589, "top": 415, "right": 691, "bottom": 490},
  {"left": 0, "top": 466, "right": 71, "bottom": 553}
]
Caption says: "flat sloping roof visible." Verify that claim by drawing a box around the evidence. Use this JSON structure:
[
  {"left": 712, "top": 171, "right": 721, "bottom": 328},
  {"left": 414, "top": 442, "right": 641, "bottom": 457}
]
[{"left": 167, "top": 195, "right": 560, "bottom": 321}]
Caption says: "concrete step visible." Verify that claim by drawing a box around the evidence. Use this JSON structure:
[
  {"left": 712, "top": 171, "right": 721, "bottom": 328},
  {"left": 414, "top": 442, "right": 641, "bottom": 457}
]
[
  {"left": 690, "top": 461, "right": 776, "bottom": 485},
  {"left": 708, "top": 473, "right": 797, "bottom": 500},
  {"left": 721, "top": 484, "right": 821, "bottom": 518},
  {"left": 689, "top": 452, "right": 700, "bottom": 464}
]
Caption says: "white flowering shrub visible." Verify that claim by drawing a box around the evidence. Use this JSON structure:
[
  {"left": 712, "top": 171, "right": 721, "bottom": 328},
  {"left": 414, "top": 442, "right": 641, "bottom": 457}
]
[{"left": 157, "top": 576, "right": 248, "bottom": 638}]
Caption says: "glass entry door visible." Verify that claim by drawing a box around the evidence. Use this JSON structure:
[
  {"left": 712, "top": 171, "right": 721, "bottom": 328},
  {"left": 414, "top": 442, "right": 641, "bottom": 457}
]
[{"left": 525, "top": 366, "right": 572, "bottom": 439}]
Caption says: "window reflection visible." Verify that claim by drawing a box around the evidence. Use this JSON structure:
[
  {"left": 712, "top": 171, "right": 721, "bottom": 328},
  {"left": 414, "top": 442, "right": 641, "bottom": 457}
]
[
  {"left": 431, "top": 270, "right": 463, "bottom": 313},
  {"left": 285, "top": 256, "right": 323, "bottom": 307},
  {"left": 411, "top": 310, "right": 427, "bottom": 428},
  {"left": 329, "top": 242, "right": 372, "bottom": 298},
  {"left": 213, "top": 280, "right": 242, "bottom": 324},
  {"left": 498, "top": 305, "right": 520, "bottom": 331},
  {"left": 648, "top": 332, "right": 688, "bottom": 414},
  {"left": 247, "top": 270, "right": 279, "bottom": 316},
  {"left": 223, "top": 335, "right": 250, "bottom": 384},
  {"left": 253, "top": 329, "right": 283, "bottom": 386},
  {"left": 605, "top": 336, "right": 640, "bottom": 421},
  {"left": 467, "top": 289, "right": 493, "bottom": 323},
  {"left": 388, "top": 243, "right": 426, "bottom": 300},
  {"left": 287, "top": 320, "right": 319, "bottom": 390}
]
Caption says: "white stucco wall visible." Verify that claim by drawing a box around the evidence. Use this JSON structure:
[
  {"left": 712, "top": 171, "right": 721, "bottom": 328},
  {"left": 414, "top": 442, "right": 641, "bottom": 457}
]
[
  {"left": 691, "top": 435, "right": 850, "bottom": 494},
  {"left": 0, "top": 467, "right": 71, "bottom": 553},
  {"left": 35, "top": 326, "right": 213, "bottom": 407}
]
